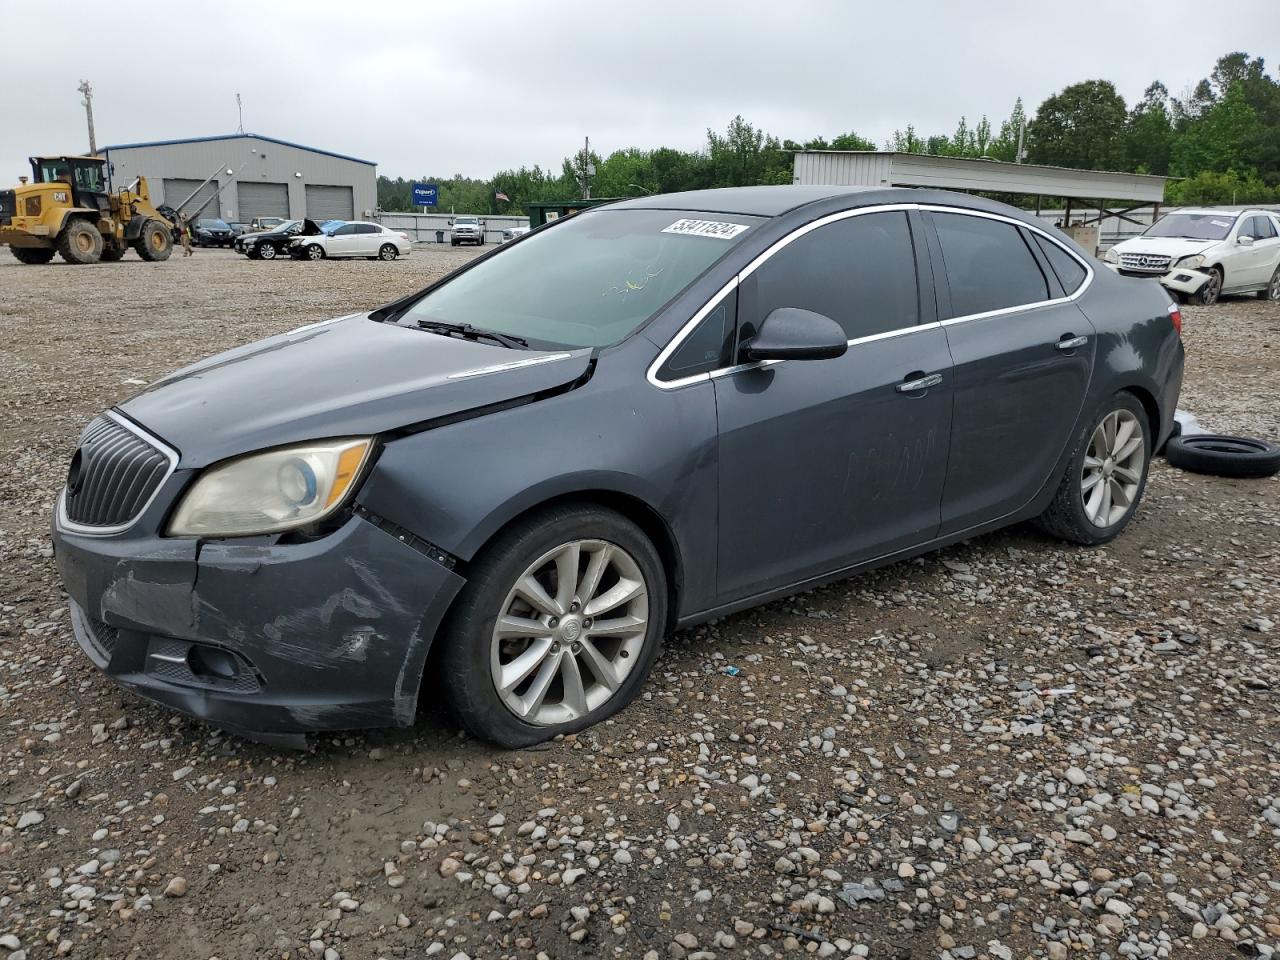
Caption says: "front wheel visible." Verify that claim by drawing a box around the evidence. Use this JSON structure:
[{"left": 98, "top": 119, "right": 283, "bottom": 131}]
[
  {"left": 304, "top": 244, "right": 324, "bottom": 261},
  {"left": 258, "top": 243, "right": 278, "bottom": 260},
  {"left": 58, "top": 219, "right": 104, "bottom": 264},
  {"left": 378, "top": 243, "right": 397, "bottom": 261},
  {"left": 1035, "top": 392, "right": 1151, "bottom": 545},
  {"left": 1196, "top": 267, "right": 1222, "bottom": 305},
  {"left": 440, "top": 505, "right": 667, "bottom": 747},
  {"left": 1258, "top": 265, "right": 1280, "bottom": 301},
  {"left": 11, "top": 247, "right": 56, "bottom": 264}
]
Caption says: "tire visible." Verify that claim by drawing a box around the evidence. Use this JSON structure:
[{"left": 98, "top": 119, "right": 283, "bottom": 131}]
[
  {"left": 1257, "top": 265, "right": 1280, "bottom": 301},
  {"left": 10, "top": 247, "right": 55, "bottom": 264},
  {"left": 304, "top": 244, "right": 324, "bottom": 261},
  {"left": 378, "top": 244, "right": 397, "bottom": 261},
  {"left": 57, "top": 219, "right": 103, "bottom": 264},
  {"left": 1196, "top": 266, "right": 1222, "bottom": 305},
  {"left": 100, "top": 241, "right": 127, "bottom": 262},
  {"left": 1035, "top": 392, "right": 1151, "bottom": 546},
  {"left": 246, "top": 248, "right": 261, "bottom": 260},
  {"left": 134, "top": 220, "right": 173, "bottom": 262},
  {"left": 440, "top": 504, "right": 668, "bottom": 748},
  {"left": 259, "top": 242, "right": 278, "bottom": 260},
  {"left": 1164, "top": 435, "right": 1280, "bottom": 479},
  {"left": 451, "top": 240, "right": 458, "bottom": 247}
]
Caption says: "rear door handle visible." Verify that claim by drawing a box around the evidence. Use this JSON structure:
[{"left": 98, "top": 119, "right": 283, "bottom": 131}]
[
  {"left": 896, "top": 372, "right": 943, "bottom": 393},
  {"left": 1056, "top": 335, "right": 1088, "bottom": 351}
]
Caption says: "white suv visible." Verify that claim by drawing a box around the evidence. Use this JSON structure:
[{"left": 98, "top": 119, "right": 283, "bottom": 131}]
[{"left": 1104, "top": 208, "right": 1280, "bottom": 305}]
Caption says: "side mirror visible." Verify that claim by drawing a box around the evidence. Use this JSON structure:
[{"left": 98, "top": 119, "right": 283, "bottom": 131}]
[
  {"left": 1238, "top": 234, "right": 1255, "bottom": 245},
  {"left": 744, "top": 308, "right": 848, "bottom": 362}
]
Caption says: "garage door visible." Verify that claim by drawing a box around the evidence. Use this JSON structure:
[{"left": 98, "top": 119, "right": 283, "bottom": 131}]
[
  {"left": 237, "top": 182, "right": 290, "bottom": 222},
  {"left": 305, "top": 185, "right": 354, "bottom": 222},
  {"left": 164, "top": 178, "right": 221, "bottom": 220}
]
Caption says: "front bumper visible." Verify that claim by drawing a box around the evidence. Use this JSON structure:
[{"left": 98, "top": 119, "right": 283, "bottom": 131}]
[
  {"left": 53, "top": 510, "right": 465, "bottom": 745},
  {"left": 1107, "top": 262, "right": 1212, "bottom": 296}
]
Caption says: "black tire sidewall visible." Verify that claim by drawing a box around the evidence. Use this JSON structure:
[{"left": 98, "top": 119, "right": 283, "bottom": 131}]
[
  {"left": 380, "top": 244, "right": 396, "bottom": 260},
  {"left": 1164, "top": 435, "right": 1280, "bottom": 478},
  {"left": 440, "top": 506, "right": 667, "bottom": 748},
  {"left": 1059, "top": 393, "right": 1153, "bottom": 544}
]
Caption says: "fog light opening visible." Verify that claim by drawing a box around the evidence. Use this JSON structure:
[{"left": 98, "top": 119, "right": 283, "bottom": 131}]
[{"left": 187, "top": 644, "right": 241, "bottom": 680}]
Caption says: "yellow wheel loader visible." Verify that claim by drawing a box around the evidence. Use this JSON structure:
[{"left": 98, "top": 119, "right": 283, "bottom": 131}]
[{"left": 0, "top": 155, "right": 173, "bottom": 264}]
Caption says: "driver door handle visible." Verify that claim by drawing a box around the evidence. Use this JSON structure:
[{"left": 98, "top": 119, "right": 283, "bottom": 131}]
[
  {"left": 896, "top": 372, "right": 943, "bottom": 393},
  {"left": 1056, "top": 335, "right": 1088, "bottom": 351}
]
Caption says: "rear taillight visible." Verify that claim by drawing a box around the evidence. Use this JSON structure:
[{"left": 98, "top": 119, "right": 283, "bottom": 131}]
[{"left": 1168, "top": 301, "right": 1182, "bottom": 336}]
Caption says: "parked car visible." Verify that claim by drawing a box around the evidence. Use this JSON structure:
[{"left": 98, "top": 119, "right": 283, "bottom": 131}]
[
  {"left": 192, "top": 218, "right": 235, "bottom": 248},
  {"left": 1104, "top": 208, "right": 1280, "bottom": 305},
  {"left": 451, "top": 215, "right": 484, "bottom": 246},
  {"left": 52, "top": 186, "right": 1183, "bottom": 748},
  {"left": 234, "top": 219, "right": 322, "bottom": 260},
  {"left": 501, "top": 225, "right": 531, "bottom": 242},
  {"left": 290, "top": 221, "right": 412, "bottom": 261},
  {"left": 250, "top": 216, "right": 286, "bottom": 232}
]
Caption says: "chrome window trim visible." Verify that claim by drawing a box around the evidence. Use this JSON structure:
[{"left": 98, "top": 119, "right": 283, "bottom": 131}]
[
  {"left": 446, "top": 352, "right": 574, "bottom": 380},
  {"left": 55, "top": 410, "right": 180, "bottom": 537},
  {"left": 646, "top": 202, "right": 1095, "bottom": 390}
]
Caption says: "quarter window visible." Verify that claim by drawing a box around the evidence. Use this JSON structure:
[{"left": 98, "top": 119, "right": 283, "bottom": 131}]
[
  {"left": 1032, "top": 234, "right": 1088, "bottom": 295},
  {"left": 659, "top": 296, "right": 735, "bottom": 380},
  {"left": 750, "top": 211, "right": 919, "bottom": 340},
  {"left": 933, "top": 213, "right": 1049, "bottom": 317}
]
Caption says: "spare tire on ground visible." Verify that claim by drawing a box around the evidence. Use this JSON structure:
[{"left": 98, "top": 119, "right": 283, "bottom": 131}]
[{"left": 1164, "top": 434, "right": 1280, "bottom": 479}]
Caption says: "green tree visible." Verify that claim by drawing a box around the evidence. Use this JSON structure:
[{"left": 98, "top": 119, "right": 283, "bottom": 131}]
[
  {"left": 1126, "top": 82, "right": 1174, "bottom": 174},
  {"left": 1027, "top": 80, "right": 1128, "bottom": 170},
  {"left": 1171, "top": 83, "right": 1259, "bottom": 176}
]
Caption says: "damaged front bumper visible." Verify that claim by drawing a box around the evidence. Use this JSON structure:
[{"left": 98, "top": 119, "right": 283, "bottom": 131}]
[
  {"left": 52, "top": 509, "right": 465, "bottom": 746},
  {"left": 1108, "top": 262, "right": 1212, "bottom": 296}
]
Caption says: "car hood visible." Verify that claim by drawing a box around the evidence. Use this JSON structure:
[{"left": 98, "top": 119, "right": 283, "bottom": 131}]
[
  {"left": 118, "top": 314, "right": 591, "bottom": 467},
  {"left": 1112, "top": 237, "right": 1216, "bottom": 258}
]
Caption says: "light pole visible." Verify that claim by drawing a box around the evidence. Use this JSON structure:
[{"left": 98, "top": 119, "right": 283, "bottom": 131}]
[{"left": 78, "top": 80, "right": 96, "bottom": 154}]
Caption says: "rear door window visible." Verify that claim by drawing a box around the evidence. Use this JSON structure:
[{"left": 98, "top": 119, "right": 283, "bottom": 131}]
[
  {"left": 932, "top": 213, "right": 1049, "bottom": 317},
  {"left": 748, "top": 211, "right": 920, "bottom": 341},
  {"left": 1032, "top": 234, "right": 1088, "bottom": 295}
]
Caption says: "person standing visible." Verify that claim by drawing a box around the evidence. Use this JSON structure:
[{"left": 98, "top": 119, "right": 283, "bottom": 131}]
[{"left": 179, "top": 216, "right": 193, "bottom": 257}]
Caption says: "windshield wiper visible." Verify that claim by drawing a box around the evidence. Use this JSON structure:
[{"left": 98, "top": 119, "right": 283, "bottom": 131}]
[{"left": 414, "top": 319, "right": 528, "bottom": 349}]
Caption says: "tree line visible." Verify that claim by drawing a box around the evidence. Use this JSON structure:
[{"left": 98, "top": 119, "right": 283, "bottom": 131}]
[{"left": 377, "top": 51, "right": 1280, "bottom": 215}]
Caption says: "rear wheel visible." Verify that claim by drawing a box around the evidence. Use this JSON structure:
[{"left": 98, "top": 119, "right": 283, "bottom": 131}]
[
  {"left": 378, "top": 243, "right": 397, "bottom": 261},
  {"left": 1258, "top": 265, "right": 1280, "bottom": 301},
  {"left": 440, "top": 504, "right": 667, "bottom": 747},
  {"left": 1196, "top": 266, "right": 1222, "bottom": 305},
  {"left": 57, "top": 220, "right": 103, "bottom": 264},
  {"left": 135, "top": 220, "right": 173, "bottom": 261},
  {"left": 1035, "top": 392, "right": 1151, "bottom": 546},
  {"left": 10, "top": 247, "right": 55, "bottom": 264}
]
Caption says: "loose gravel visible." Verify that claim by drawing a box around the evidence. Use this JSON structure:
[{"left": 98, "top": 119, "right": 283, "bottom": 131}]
[{"left": 0, "top": 249, "right": 1277, "bottom": 960}]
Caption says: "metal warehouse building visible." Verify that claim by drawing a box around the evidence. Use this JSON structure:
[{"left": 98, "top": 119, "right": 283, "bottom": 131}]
[{"left": 98, "top": 133, "right": 376, "bottom": 224}]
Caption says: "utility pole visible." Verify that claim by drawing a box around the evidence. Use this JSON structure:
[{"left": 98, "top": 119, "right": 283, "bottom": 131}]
[
  {"left": 236, "top": 93, "right": 244, "bottom": 134},
  {"left": 1015, "top": 119, "right": 1026, "bottom": 164},
  {"left": 78, "top": 80, "right": 96, "bottom": 154},
  {"left": 581, "top": 136, "right": 595, "bottom": 199}
]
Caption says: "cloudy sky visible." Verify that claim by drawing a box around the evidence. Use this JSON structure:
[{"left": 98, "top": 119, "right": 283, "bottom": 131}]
[{"left": 4, "top": 0, "right": 1277, "bottom": 182}]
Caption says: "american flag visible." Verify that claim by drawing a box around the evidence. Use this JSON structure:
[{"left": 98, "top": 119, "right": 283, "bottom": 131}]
[{"left": 495, "top": 191, "right": 510, "bottom": 202}]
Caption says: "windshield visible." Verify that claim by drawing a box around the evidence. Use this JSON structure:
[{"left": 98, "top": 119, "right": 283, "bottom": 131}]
[
  {"left": 1144, "top": 212, "right": 1238, "bottom": 241},
  {"left": 321, "top": 220, "right": 347, "bottom": 235},
  {"left": 455, "top": 217, "right": 479, "bottom": 225},
  {"left": 400, "top": 208, "right": 759, "bottom": 348},
  {"left": 198, "top": 219, "right": 230, "bottom": 229}
]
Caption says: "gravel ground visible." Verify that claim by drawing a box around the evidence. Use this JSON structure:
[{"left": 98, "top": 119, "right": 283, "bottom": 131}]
[{"left": 0, "top": 248, "right": 1278, "bottom": 960}]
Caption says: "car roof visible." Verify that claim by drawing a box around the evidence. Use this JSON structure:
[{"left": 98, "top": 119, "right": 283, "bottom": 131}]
[{"left": 611, "top": 185, "right": 882, "bottom": 217}]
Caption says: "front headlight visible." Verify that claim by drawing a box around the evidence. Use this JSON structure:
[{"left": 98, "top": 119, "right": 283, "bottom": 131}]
[
  {"left": 1102, "top": 247, "right": 1119, "bottom": 264},
  {"left": 167, "top": 438, "right": 372, "bottom": 537},
  {"left": 1175, "top": 254, "right": 1205, "bottom": 270}
]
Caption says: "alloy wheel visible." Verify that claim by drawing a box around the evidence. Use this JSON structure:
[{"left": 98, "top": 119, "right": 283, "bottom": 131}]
[
  {"left": 1199, "top": 270, "right": 1221, "bottom": 305},
  {"left": 1269, "top": 269, "right": 1280, "bottom": 301},
  {"left": 1081, "top": 409, "right": 1145, "bottom": 527},
  {"left": 490, "top": 539, "right": 649, "bottom": 726},
  {"left": 260, "top": 244, "right": 276, "bottom": 260}
]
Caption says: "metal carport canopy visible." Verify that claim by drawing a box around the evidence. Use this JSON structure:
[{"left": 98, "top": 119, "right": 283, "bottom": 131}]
[{"left": 792, "top": 151, "right": 1167, "bottom": 204}]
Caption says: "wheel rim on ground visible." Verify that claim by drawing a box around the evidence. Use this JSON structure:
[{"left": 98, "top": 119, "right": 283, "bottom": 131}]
[
  {"left": 261, "top": 245, "right": 276, "bottom": 259},
  {"left": 150, "top": 228, "right": 165, "bottom": 251},
  {"left": 1081, "top": 409, "right": 1145, "bottom": 527},
  {"left": 1270, "top": 269, "right": 1280, "bottom": 300},
  {"left": 490, "top": 539, "right": 649, "bottom": 726},
  {"left": 74, "top": 231, "right": 94, "bottom": 254},
  {"left": 1202, "top": 271, "right": 1221, "bottom": 303},
  {"left": 381, "top": 245, "right": 395, "bottom": 260},
  {"left": 308, "top": 246, "right": 322, "bottom": 260}
]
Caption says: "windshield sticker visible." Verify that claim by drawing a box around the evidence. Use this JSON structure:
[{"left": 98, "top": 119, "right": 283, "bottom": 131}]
[{"left": 662, "top": 218, "right": 750, "bottom": 240}]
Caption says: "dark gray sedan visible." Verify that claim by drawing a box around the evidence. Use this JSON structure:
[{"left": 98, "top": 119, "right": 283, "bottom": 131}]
[{"left": 52, "top": 186, "right": 1184, "bottom": 747}]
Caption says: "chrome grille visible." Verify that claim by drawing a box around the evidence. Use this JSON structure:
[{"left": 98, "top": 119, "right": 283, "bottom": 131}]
[
  {"left": 1119, "top": 252, "right": 1171, "bottom": 273},
  {"left": 63, "top": 415, "right": 174, "bottom": 530}
]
